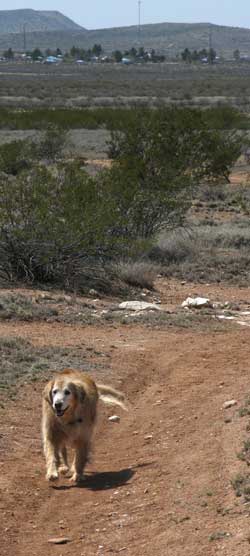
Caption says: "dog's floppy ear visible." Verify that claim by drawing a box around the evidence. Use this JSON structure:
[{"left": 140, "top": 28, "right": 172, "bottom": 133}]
[
  {"left": 70, "top": 381, "right": 86, "bottom": 404},
  {"left": 43, "top": 380, "right": 54, "bottom": 405}
]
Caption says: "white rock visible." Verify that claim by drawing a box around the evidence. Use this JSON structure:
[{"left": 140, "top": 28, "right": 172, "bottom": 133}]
[
  {"left": 217, "top": 315, "right": 235, "bottom": 320},
  {"left": 182, "top": 297, "right": 211, "bottom": 309},
  {"left": 108, "top": 415, "right": 120, "bottom": 423},
  {"left": 223, "top": 400, "right": 237, "bottom": 409},
  {"left": 48, "top": 537, "right": 71, "bottom": 545},
  {"left": 118, "top": 301, "right": 161, "bottom": 312}
]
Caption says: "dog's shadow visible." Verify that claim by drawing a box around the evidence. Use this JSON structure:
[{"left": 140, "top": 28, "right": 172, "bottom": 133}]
[{"left": 53, "top": 467, "right": 135, "bottom": 491}]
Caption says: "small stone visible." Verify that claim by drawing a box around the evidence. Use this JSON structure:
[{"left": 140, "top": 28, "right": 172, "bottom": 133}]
[
  {"left": 223, "top": 400, "right": 237, "bottom": 409},
  {"left": 224, "top": 417, "right": 232, "bottom": 423},
  {"left": 48, "top": 537, "right": 71, "bottom": 545},
  {"left": 89, "top": 289, "right": 98, "bottom": 296},
  {"left": 144, "top": 434, "right": 153, "bottom": 440},
  {"left": 108, "top": 415, "right": 120, "bottom": 423}
]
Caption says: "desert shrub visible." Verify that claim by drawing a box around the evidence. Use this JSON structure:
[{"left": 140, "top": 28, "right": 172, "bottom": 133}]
[
  {"left": 197, "top": 183, "right": 229, "bottom": 203},
  {"left": 104, "top": 108, "right": 243, "bottom": 239},
  {"left": 0, "top": 107, "right": 137, "bottom": 131},
  {"left": 31, "top": 125, "right": 68, "bottom": 161},
  {"left": 0, "top": 106, "right": 248, "bottom": 132},
  {"left": 0, "top": 127, "right": 69, "bottom": 176},
  {"left": 0, "top": 107, "right": 245, "bottom": 291},
  {"left": 0, "top": 164, "right": 108, "bottom": 283},
  {"left": 202, "top": 106, "right": 246, "bottom": 130},
  {"left": 0, "top": 161, "right": 140, "bottom": 291}
]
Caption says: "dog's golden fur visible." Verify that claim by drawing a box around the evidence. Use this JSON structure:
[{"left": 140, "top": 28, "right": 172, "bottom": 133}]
[{"left": 42, "top": 369, "right": 126, "bottom": 483}]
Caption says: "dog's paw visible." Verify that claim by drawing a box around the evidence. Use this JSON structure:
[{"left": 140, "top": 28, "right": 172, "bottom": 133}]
[
  {"left": 69, "top": 473, "right": 85, "bottom": 484},
  {"left": 58, "top": 465, "right": 69, "bottom": 476},
  {"left": 46, "top": 471, "right": 59, "bottom": 482}
]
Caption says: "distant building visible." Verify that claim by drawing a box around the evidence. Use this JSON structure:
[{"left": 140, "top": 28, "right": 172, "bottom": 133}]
[
  {"left": 44, "top": 55, "right": 60, "bottom": 64},
  {"left": 121, "top": 57, "right": 133, "bottom": 65}
]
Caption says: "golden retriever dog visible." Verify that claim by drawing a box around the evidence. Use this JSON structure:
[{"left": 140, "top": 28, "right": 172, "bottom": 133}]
[{"left": 42, "top": 369, "right": 127, "bottom": 483}]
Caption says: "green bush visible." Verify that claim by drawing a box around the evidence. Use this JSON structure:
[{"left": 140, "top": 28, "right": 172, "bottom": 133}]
[
  {"left": 31, "top": 125, "right": 68, "bottom": 161},
  {"left": 0, "top": 141, "right": 30, "bottom": 175},
  {"left": 0, "top": 107, "right": 245, "bottom": 291},
  {"left": 104, "top": 108, "right": 243, "bottom": 238},
  {"left": 0, "top": 164, "right": 108, "bottom": 283},
  {"left": 0, "top": 106, "right": 248, "bottom": 132}
]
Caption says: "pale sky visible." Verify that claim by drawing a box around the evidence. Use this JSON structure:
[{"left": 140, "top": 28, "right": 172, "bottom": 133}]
[{"left": 3, "top": 0, "right": 250, "bottom": 30}]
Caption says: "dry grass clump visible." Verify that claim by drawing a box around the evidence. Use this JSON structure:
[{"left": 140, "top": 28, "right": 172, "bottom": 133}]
[
  {"left": 150, "top": 230, "right": 198, "bottom": 264},
  {"left": 0, "top": 336, "right": 101, "bottom": 396},
  {"left": 0, "top": 293, "right": 58, "bottom": 321},
  {"left": 148, "top": 221, "right": 250, "bottom": 284},
  {"left": 231, "top": 473, "right": 250, "bottom": 501},
  {"left": 113, "top": 261, "right": 158, "bottom": 290}
]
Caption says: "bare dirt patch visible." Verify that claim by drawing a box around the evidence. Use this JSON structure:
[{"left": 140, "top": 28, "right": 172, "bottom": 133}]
[{"left": 1, "top": 279, "right": 250, "bottom": 555}]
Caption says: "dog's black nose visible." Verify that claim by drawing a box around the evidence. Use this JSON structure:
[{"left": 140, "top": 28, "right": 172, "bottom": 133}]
[{"left": 55, "top": 402, "right": 62, "bottom": 409}]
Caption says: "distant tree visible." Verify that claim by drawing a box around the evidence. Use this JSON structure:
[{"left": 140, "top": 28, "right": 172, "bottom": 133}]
[
  {"left": 70, "top": 45, "right": 80, "bottom": 59},
  {"left": 199, "top": 48, "right": 208, "bottom": 58},
  {"left": 138, "top": 46, "right": 146, "bottom": 58},
  {"left": 150, "top": 49, "right": 165, "bottom": 63},
  {"left": 192, "top": 50, "right": 199, "bottom": 62},
  {"left": 233, "top": 49, "right": 240, "bottom": 61},
  {"left": 181, "top": 48, "right": 192, "bottom": 63},
  {"left": 92, "top": 44, "right": 102, "bottom": 57},
  {"left": 79, "top": 49, "right": 90, "bottom": 61},
  {"left": 208, "top": 48, "right": 216, "bottom": 64},
  {"left": 56, "top": 48, "right": 62, "bottom": 56},
  {"left": 113, "top": 50, "right": 123, "bottom": 63},
  {"left": 31, "top": 48, "right": 43, "bottom": 61},
  {"left": 129, "top": 47, "right": 137, "bottom": 58},
  {"left": 3, "top": 48, "right": 14, "bottom": 60}
]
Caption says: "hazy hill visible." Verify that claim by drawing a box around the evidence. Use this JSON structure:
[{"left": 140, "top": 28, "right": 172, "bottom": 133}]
[
  {"left": 0, "top": 9, "right": 83, "bottom": 34},
  {"left": 0, "top": 13, "right": 250, "bottom": 58}
]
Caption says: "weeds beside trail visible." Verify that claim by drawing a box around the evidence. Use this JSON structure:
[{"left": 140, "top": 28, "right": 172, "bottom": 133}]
[{"left": 0, "top": 335, "right": 108, "bottom": 397}]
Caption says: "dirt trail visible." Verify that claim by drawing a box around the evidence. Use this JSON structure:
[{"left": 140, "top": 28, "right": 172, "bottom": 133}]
[{"left": 1, "top": 285, "right": 250, "bottom": 555}]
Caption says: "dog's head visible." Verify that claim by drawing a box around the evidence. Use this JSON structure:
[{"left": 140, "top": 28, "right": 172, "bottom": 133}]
[{"left": 43, "top": 375, "right": 85, "bottom": 418}]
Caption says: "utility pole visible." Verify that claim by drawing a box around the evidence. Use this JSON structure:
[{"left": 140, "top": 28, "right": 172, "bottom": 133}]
[
  {"left": 138, "top": 1, "right": 142, "bottom": 45},
  {"left": 209, "top": 25, "right": 212, "bottom": 50},
  {"left": 23, "top": 24, "right": 26, "bottom": 52}
]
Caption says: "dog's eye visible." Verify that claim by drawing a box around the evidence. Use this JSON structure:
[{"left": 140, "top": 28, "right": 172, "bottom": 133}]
[
  {"left": 64, "top": 389, "right": 70, "bottom": 396},
  {"left": 52, "top": 389, "right": 58, "bottom": 395}
]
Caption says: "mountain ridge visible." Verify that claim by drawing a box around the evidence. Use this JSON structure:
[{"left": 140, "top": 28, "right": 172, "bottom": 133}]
[
  {"left": 0, "top": 9, "right": 84, "bottom": 34},
  {"left": 0, "top": 12, "right": 250, "bottom": 57}
]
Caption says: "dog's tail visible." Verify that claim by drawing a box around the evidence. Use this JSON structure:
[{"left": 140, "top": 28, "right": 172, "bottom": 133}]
[{"left": 97, "top": 384, "right": 127, "bottom": 411}]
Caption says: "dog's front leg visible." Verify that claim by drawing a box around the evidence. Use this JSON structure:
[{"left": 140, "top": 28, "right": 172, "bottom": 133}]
[
  {"left": 43, "top": 438, "right": 60, "bottom": 481},
  {"left": 59, "top": 446, "right": 69, "bottom": 475},
  {"left": 70, "top": 443, "right": 89, "bottom": 483}
]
